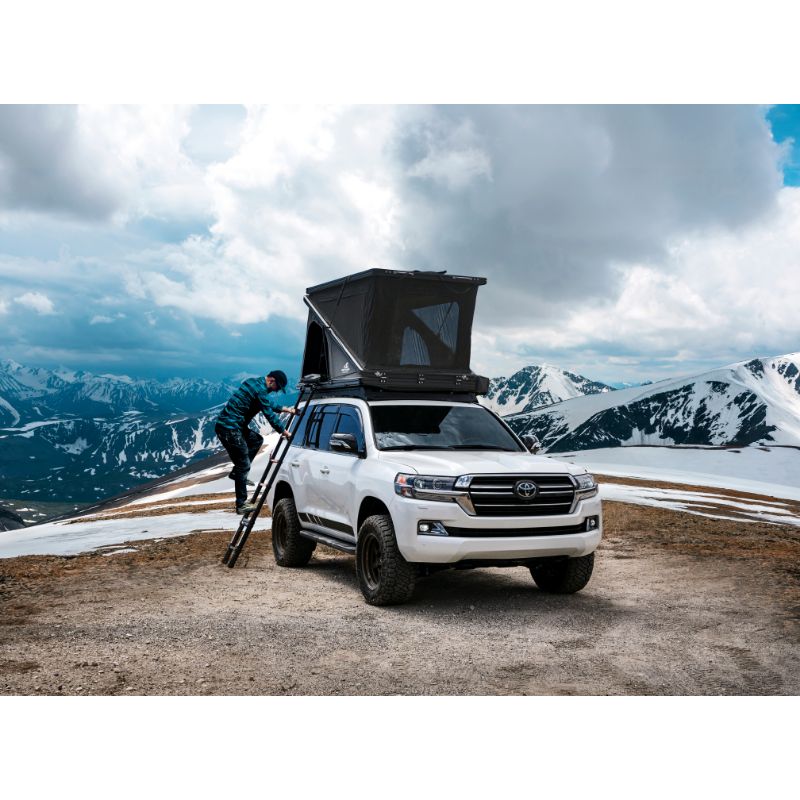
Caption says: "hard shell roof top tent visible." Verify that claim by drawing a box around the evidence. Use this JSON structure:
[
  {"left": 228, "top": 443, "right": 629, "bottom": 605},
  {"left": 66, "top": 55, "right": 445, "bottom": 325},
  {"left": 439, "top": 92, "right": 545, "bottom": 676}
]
[{"left": 301, "top": 268, "right": 490, "bottom": 396}]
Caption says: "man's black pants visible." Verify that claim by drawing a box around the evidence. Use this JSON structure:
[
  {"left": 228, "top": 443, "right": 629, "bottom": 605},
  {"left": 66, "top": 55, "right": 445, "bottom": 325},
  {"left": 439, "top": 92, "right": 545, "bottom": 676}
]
[{"left": 215, "top": 424, "right": 264, "bottom": 506}]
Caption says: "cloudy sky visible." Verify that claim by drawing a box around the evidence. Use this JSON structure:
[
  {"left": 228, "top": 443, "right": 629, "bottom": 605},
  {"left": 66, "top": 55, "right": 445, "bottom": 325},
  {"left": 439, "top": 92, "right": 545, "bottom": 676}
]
[{"left": 0, "top": 104, "right": 798, "bottom": 384}]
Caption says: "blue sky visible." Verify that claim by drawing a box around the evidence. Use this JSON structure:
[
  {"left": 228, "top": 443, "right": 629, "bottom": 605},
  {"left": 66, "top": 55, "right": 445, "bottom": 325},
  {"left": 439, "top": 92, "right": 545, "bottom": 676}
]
[
  {"left": 0, "top": 104, "right": 798, "bottom": 385},
  {"left": 767, "top": 105, "right": 800, "bottom": 186}
]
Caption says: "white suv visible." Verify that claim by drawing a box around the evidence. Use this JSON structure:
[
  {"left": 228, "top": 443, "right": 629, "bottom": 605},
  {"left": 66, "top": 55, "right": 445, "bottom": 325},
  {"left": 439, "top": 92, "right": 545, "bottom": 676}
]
[{"left": 267, "top": 397, "right": 602, "bottom": 605}]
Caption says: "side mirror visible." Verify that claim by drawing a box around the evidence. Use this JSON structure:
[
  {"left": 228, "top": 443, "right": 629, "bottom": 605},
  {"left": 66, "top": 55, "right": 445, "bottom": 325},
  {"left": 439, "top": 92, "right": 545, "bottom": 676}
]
[
  {"left": 330, "top": 433, "right": 364, "bottom": 457},
  {"left": 522, "top": 434, "right": 541, "bottom": 454}
]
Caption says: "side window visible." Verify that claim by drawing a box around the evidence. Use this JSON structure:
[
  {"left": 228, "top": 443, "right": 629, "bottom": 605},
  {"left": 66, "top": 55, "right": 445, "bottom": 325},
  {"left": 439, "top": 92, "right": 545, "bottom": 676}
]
[
  {"left": 307, "top": 404, "right": 339, "bottom": 451},
  {"left": 303, "top": 405, "right": 324, "bottom": 449},
  {"left": 335, "top": 406, "right": 365, "bottom": 453},
  {"left": 316, "top": 406, "right": 340, "bottom": 452},
  {"left": 291, "top": 403, "right": 313, "bottom": 447}
]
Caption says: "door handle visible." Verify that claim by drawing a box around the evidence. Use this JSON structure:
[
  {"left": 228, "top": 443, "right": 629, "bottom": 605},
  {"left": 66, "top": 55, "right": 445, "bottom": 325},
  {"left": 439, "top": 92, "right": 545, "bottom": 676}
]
[
  {"left": 290, "top": 461, "right": 300, "bottom": 468},
  {"left": 320, "top": 467, "right": 330, "bottom": 475}
]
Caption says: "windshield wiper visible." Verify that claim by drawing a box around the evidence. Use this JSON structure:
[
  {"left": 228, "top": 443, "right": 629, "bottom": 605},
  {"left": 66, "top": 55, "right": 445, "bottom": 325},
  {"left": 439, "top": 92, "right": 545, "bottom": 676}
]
[
  {"left": 448, "top": 445, "right": 517, "bottom": 451},
  {"left": 379, "top": 445, "right": 455, "bottom": 451}
]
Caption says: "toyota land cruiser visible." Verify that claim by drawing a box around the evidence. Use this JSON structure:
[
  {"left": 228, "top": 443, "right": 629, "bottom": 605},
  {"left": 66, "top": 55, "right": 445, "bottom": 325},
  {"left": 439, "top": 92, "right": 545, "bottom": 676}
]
[{"left": 267, "top": 395, "right": 601, "bottom": 605}]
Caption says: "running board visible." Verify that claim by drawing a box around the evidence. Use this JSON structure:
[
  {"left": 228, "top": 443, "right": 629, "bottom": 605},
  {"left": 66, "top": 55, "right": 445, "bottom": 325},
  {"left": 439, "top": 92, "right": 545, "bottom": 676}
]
[{"left": 299, "top": 529, "right": 356, "bottom": 554}]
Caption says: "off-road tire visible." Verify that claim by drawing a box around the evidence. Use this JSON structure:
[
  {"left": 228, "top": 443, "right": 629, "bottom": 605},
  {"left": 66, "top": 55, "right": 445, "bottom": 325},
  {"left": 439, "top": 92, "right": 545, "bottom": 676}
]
[
  {"left": 356, "top": 514, "right": 416, "bottom": 606},
  {"left": 530, "top": 552, "right": 594, "bottom": 594},
  {"left": 272, "top": 497, "right": 316, "bottom": 567}
]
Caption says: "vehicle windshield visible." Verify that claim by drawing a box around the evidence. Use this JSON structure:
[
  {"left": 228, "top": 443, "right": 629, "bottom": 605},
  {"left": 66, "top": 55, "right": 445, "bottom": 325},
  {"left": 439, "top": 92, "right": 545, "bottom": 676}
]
[{"left": 370, "top": 404, "right": 523, "bottom": 451}]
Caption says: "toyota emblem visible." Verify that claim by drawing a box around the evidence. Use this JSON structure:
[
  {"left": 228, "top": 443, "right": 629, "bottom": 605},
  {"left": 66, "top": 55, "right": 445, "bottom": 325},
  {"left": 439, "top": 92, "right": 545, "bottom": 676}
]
[{"left": 514, "top": 480, "right": 538, "bottom": 500}]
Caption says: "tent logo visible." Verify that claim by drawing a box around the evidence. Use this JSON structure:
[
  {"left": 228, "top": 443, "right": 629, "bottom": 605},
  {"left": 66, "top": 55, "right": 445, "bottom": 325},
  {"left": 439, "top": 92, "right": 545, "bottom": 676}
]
[{"left": 340, "top": 362, "right": 351, "bottom": 373}]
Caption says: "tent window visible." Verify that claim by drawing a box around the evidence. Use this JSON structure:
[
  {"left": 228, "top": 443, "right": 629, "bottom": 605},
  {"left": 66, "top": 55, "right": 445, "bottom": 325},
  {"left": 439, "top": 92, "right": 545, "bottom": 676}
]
[
  {"left": 400, "top": 327, "right": 431, "bottom": 366},
  {"left": 412, "top": 302, "right": 459, "bottom": 354},
  {"left": 302, "top": 321, "right": 328, "bottom": 380}
]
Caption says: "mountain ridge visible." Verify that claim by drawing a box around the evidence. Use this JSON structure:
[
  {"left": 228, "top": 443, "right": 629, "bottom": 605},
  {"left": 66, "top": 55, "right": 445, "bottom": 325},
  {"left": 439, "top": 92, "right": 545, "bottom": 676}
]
[
  {"left": 480, "top": 363, "right": 613, "bottom": 416},
  {"left": 505, "top": 352, "right": 800, "bottom": 452}
]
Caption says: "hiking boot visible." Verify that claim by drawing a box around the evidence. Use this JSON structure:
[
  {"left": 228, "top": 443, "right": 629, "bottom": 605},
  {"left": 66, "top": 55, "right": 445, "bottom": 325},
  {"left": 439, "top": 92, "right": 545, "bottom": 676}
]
[
  {"left": 228, "top": 470, "right": 254, "bottom": 485},
  {"left": 236, "top": 502, "right": 257, "bottom": 516}
]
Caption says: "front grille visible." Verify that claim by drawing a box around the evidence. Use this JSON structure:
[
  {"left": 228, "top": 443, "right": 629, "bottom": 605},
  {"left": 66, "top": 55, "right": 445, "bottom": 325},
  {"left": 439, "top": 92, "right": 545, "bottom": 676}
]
[
  {"left": 467, "top": 474, "right": 576, "bottom": 517},
  {"left": 445, "top": 522, "right": 586, "bottom": 538}
]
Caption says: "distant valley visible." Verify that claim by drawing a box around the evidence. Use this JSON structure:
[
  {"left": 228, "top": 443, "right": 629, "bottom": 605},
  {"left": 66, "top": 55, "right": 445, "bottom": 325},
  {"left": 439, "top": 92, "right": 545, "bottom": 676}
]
[{"left": 0, "top": 361, "right": 263, "bottom": 518}]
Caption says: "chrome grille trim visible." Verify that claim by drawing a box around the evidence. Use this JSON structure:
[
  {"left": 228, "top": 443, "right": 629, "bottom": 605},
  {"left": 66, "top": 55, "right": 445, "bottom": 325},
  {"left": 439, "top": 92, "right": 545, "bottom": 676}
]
[{"left": 466, "top": 474, "right": 577, "bottom": 518}]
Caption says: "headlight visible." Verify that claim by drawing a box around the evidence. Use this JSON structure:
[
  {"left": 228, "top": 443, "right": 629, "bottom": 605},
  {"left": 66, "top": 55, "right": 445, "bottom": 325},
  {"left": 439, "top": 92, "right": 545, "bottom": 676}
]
[
  {"left": 575, "top": 472, "right": 598, "bottom": 499},
  {"left": 395, "top": 473, "right": 458, "bottom": 499},
  {"left": 394, "top": 474, "right": 476, "bottom": 514}
]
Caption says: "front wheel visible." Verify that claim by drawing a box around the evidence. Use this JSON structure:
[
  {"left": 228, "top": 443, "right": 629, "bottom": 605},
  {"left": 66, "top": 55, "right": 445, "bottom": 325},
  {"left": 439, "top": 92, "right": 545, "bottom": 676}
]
[
  {"left": 530, "top": 552, "right": 594, "bottom": 594},
  {"left": 356, "top": 514, "right": 416, "bottom": 606},
  {"left": 272, "top": 497, "right": 316, "bottom": 567}
]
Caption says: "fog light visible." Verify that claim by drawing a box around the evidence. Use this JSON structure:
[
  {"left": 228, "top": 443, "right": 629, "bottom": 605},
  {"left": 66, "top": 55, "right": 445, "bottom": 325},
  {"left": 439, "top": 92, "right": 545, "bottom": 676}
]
[
  {"left": 418, "top": 521, "right": 448, "bottom": 536},
  {"left": 586, "top": 516, "right": 599, "bottom": 530}
]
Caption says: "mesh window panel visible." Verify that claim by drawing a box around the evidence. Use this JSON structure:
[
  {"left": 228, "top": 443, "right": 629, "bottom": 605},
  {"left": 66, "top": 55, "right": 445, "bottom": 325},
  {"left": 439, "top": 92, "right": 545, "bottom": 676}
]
[
  {"left": 412, "top": 302, "right": 459, "bottom": 353},
  {"left": 400, "top": 327, "right": 431, "bottom": 366}
]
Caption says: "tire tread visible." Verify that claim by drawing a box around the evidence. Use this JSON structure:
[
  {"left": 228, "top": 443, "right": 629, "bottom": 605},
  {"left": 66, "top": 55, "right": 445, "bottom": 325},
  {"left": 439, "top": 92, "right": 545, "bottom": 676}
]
[
  {"left": 272, "top": 497, "right": 316, "bottom": 567},
  {"left": 356, "top": 514, "right": 415, "bottom": 606},
  {"left": 530, "top": 552, "right": 594, "bottom": 594}
]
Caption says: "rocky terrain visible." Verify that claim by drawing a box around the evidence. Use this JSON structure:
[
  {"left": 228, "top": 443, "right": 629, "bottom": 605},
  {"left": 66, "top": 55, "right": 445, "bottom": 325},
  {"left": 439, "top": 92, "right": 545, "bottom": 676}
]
[
  {"left": 1, "top": 438, "right": 798, "bottom": 695},
  {"left": 1, "top": 491, "right": 797, "bottom": 696}
]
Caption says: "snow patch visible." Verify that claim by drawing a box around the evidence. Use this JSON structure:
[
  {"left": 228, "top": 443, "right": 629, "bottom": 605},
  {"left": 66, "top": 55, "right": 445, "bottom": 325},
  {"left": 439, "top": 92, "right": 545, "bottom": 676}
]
[
  {"left": 0, "top": 396, "right": 20, "bottom": 426},
  {"left": 0, "top": 510, "right": 271, "bottom": 558},
  {"left": 552, "top": 445, "right": 800, "bottom": 501},
  {"left": 600, "top": 482, "right": 800, "bottom": 527}
]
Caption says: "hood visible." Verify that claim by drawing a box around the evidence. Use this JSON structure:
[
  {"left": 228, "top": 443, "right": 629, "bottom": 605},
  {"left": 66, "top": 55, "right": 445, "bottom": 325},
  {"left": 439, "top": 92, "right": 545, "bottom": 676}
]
[{"left": 375, "top": 449, "right": 587, "bottom": 476}]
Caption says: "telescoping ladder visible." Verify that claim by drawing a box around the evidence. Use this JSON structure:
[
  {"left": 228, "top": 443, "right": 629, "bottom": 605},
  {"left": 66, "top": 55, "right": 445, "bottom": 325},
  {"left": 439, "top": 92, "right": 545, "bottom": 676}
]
[{"left": 222, "top": 375, "right": 319, "bottom": 568}]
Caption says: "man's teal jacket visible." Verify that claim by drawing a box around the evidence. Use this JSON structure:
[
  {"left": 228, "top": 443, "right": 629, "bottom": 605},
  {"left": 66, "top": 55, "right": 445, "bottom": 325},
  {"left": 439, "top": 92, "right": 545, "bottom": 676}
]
[{"left": 216, "top": 377, "right": 286, "bottom": 433}]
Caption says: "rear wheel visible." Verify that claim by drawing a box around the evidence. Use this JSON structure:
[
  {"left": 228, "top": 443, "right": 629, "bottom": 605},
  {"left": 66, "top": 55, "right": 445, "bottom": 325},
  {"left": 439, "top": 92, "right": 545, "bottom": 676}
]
[
  {"left": 530, "top": 552, "right": 594, "bottom": 594},
  {"left": 356, "top": 514, "right": 415, "bottom": 606},
  {"left": 272, "top": 497, "right": 316, "bottom": 567}
]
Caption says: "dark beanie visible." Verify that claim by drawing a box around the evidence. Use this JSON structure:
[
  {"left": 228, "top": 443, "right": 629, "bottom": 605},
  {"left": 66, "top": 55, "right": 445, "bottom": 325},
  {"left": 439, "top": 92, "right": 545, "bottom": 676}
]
[{"left": 267, "top": 370, "right": 288, "bottom": 391}]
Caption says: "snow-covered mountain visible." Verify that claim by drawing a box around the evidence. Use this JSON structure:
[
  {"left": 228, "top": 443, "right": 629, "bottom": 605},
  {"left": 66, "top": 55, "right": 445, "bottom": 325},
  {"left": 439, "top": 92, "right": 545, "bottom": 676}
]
[
  {"left": 0, "top": 359, "right": 238, "bottom": 422},
  {"left": 506, "top": 353, "right": 800, "bottom": 452},
  {"left": 481, "top": 364, "right": 613, "bottom": 415},
  {"left": 0, "top": 361, "right": 280, "bottom": 504}
]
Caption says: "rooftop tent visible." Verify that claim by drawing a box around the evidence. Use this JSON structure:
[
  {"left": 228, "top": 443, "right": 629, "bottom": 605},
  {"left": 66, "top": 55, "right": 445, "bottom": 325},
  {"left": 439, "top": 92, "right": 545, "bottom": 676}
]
[{"left": 301, "top": 269, "right": 490, "bottom": 394}]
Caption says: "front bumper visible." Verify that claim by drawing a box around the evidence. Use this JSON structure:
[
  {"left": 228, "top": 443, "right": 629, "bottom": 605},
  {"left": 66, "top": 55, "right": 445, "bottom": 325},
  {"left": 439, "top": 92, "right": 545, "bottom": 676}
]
[{"left": 389, "top": 494, "right": 603, "bottom": 564}]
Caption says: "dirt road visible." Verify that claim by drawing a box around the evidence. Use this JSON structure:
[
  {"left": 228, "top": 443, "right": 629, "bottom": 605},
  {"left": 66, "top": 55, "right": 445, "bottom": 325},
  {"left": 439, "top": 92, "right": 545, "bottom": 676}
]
[{"left": 1, "top": 500, "right": 798, "bottom": 695}]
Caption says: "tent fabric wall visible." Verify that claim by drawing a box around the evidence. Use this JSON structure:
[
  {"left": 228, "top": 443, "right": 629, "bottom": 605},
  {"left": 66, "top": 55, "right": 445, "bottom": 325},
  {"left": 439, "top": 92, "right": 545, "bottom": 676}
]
[{"left": 302, "top": 269, "right": 489, "bottom": 394}]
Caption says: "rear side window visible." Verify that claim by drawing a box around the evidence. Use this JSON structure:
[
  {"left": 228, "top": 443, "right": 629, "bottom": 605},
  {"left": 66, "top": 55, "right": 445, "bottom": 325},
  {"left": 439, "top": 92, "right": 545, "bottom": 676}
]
[
  {"left": 290, "top": 403, "right": 312, "bottom": 446},
  {"left": 302, "top": 405, "right": 323, "bottom": 448},
  {"left": 307, "top": 404, "right": 340, "bottom": 451}
]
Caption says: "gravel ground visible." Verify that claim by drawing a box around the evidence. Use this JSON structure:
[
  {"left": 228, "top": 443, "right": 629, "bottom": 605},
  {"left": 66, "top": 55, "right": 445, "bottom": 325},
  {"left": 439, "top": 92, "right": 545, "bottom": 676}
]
[{"left": 1, "top": 500, "right": 798, "bottom": 696}]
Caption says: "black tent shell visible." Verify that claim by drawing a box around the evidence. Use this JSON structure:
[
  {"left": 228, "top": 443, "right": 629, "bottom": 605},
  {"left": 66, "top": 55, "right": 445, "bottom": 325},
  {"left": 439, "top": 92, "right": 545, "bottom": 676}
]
[{"left": 301, "top": 268, "right": 490, "bottom": 395}]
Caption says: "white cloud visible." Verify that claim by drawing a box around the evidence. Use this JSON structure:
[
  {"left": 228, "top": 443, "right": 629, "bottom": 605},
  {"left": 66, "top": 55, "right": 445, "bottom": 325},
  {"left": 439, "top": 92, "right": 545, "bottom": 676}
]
[
  {"left": 405, "top": 118, "right": 492, "bottom": 189},
  {"left": 471, "top": 186, "right": 800, "bottom": 381},
  {"left": 127, "top": 106, "right": 404, "bottom": 324},
  {"left": 0, "top": 105, "right": 212, "bottom": 224},
  {"left": 14, "top": 291, "right": 55, "bottom": 315},
  {"left": 89, "top": 312, "right": 126, "bottom": 325}
]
